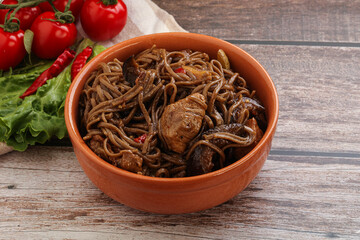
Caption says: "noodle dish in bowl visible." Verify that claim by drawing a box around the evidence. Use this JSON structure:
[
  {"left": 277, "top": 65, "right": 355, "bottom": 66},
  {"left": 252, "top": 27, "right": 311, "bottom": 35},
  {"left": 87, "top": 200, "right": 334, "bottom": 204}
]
[{"left": 65, "top": 32, "right": 279, "bottom": 214}]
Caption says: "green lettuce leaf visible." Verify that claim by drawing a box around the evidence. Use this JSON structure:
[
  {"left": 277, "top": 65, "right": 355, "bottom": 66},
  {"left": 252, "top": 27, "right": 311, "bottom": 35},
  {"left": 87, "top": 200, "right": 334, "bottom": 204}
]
[{"left": 0, "top": 43, "right": 106, "bottom": 151}]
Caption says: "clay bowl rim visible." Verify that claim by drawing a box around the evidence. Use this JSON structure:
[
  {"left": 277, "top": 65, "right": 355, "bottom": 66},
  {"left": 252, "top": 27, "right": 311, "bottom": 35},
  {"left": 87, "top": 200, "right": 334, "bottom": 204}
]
[{"left": 65, "top": 32, "right": 279, "bottom": 186}]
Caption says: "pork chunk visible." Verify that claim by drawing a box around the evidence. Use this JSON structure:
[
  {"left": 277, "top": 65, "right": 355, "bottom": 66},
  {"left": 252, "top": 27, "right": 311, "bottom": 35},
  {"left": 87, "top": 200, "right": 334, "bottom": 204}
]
[
  {"left": 115, "top": 150, "right": 143, "bottom": 173},
  {"left": 159, "top": 93, "right": 207, "bottom": 153},
  {"left": 89, "top": 135, "right": 107, "bottom": 160}
]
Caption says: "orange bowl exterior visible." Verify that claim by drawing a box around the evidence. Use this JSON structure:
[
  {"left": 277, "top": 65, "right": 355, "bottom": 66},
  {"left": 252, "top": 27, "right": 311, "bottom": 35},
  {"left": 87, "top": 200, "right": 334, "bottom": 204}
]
[{"left": 65, "top": 32, "right": 279, "bottom": 214}]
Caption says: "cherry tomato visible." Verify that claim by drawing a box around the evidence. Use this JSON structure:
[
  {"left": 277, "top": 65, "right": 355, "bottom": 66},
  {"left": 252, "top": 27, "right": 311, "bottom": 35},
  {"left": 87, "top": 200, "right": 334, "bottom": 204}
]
[
  {"left": 80, "top": 0, "right": 127, "bottom": 42},
  {"left": 0, "top": 28, "right": 26, "bottom": 70},
  {"left": 38, "top": 0, "right": 84, "bottom": 20},
  {"left": 30, "top": 11, "right": 77, "bottom": 59},
  {"left": 0, "top": 0, "right": 42, "bottom": 30}
]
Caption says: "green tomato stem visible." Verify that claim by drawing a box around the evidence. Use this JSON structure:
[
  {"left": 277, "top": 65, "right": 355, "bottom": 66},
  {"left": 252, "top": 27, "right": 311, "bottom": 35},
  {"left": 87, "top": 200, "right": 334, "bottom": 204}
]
[
  {"left": 0, "top": 0, "right": 47, "bottom": 32},
  {"left": 46, "top": 0, "right": 75, "bottom": 24},
  {"left": 0, "top": 0, "right": 47, "bottom": 9},
  {"left": 101, "top": 0, "right": 118, "bottom": 6},
  {"left": 64, "top": 0, "right": 72, "bottom": 12}
]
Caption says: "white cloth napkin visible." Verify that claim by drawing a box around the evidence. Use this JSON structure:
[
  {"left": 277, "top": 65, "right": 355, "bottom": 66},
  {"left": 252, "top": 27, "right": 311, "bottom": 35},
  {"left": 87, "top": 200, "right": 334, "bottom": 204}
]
[
  {"left": 0, "top": 0, "right": 186, "bottom": 155},
  {"left": 0, "top": 142, "right": 13, "bottom": 155}
]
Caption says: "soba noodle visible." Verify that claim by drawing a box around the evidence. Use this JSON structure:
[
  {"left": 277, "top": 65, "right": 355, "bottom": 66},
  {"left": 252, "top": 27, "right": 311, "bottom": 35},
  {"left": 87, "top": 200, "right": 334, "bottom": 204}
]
[{"left": 79, "top": 46, "right": 266, "bottom": 178}]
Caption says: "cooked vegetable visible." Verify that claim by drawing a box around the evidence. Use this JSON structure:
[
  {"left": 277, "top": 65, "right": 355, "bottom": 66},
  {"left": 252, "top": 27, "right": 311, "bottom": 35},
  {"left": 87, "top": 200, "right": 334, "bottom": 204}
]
[
  {"left": 217, "top": 49, "right": 230, "bottom": 70},
  {"left": 80, "top": 0, "right": 127, "bottom": 41},
  {"left": 0, "top": 27, "right": 26, "bottom": 71},
  {"left": 20, "top": 48, "right": 76, "bottom": 99},
  {"left": 30, "top": 11, "right": 77, "bottom": 59},
  {"left": 71, "top": 46, "right": 93, "bottom": 81},
  {"left": 0, "top": 0, "right": 41, "bottom": 30},
  {"left": 134, "top": 134, "right": 147, "bottom": 144},
  {"left": 174, "top": 67, "right": 186, "bottom": 74}
]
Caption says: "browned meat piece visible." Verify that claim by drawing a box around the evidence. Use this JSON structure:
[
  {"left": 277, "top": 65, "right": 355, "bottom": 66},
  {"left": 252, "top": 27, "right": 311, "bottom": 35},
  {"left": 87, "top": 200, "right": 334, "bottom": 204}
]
[
  {"left": 187, "top": 123, "right": 245, "bottom": 176},
  {"left": 246, "top": 118, "right": 263, "bottom": 144},
  {"left": 232, "top": 97, "right": 265, "bottom": 119},
  {"left": 187, "top": 144, "right": 214, "bottom": 176},
  {"left": 231, "top": 118, "right": 264, "bottom": 161},
  {"left": 233, "top": 97, "right": 267, "bottom": 131},
  {"left": 89, "top": 135, "right": 107, "bottom": 159},
  {"left": 182, "top": 66, "right": 212, "bottom": 82},
  {"left": 115, "top": 150, "right": 143, "bottom": 173},
  {"left": 242, "top": 97, "right": 264, "bottom": 115},
  {"left": 159, "top": 93, "right": 207, "bottom": 153},
  {"left": 123, "top": 55, "right": 141, "bottom": 86}
]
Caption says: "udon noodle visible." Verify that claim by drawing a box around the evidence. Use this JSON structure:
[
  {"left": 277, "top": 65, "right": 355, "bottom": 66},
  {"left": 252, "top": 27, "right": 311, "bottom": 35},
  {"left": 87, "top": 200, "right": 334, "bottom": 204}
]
[{"left": 79, "top": 46, "right": 267, "bottom": 178}]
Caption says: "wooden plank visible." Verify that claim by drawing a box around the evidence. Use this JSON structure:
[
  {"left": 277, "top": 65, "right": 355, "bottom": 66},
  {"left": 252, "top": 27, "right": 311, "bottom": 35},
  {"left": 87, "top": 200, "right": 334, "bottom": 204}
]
[
  {"left": 153, "top": 0, "right": 360, "bottom": 43},
  {"left": 1, "top": 1, "right": 359, "bottom": 239},
  {"left": 0, "top": 147, "right": 359, "bottom": 239},
  {"left": 236, "top": 44, "right": 360, "bottom": 153}
]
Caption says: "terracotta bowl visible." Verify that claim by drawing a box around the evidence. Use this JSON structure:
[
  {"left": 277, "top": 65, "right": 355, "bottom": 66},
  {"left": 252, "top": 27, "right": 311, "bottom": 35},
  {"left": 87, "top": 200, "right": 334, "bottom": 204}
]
[{"left": 65, "top": 32, "right": 279, "bottom": 214}]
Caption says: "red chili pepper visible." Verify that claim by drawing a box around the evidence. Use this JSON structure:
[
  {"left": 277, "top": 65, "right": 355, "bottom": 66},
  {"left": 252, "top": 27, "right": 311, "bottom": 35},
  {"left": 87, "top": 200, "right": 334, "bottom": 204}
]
[
  {"left": 71, "top": 46, "right": 93, "bottom": 81},
  {"left": 134, "top": 133, "right": 147, "bottom": 143},
  {"left": 174, "top": 67, "right": 186, "bottom": 74},
  {"left": 20, "top": 48, "right": 76, "bottom": 99}
]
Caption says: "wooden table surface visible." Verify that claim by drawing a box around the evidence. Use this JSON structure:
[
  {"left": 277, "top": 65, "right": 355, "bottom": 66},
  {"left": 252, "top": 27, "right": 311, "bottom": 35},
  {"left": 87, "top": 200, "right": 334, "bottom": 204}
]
[{"left": 1, "top": 0, "right": 360, "bottom": 239}]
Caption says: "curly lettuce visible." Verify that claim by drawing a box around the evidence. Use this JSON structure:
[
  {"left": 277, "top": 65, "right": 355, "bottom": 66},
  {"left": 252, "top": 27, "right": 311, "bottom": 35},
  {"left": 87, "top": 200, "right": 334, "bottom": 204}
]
[{"left": 0, "top": 42, "right": 106, "bottom": 151}]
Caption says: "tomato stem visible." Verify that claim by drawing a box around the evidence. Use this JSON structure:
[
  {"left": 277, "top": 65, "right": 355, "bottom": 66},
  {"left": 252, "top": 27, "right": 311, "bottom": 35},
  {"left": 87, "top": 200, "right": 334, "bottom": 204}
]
[
  {"left": 1, "top": 4, "right": 22, "bottom": 32},
  {"left": 101, "top": 0, "right": 118, "bottom": 6},
  {"left": 64, "top": 0, "right": 72, "bottom": 12},
  {"left": 0, "top": 0, "right": 47, "bottom": 32},
  {"left": 46, "top": 0, "right": 75, "bottom": 24},
  {"left": 0, "top": 0, "right": 75, "bottom": 25},
  {"left": 0, "top": 0, "right": 47, "bottom": 9}
]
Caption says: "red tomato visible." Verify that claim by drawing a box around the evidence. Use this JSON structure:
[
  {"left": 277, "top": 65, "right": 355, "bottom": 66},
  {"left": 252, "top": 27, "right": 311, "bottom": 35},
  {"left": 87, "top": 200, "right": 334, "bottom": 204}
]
[
  {"left": 30, "top": 12, "right": 77, "bottom": 59},
  {"left": 80, "top": 0, "right": 127, "bottom": 42},
  {"left": 38, "top": 0, "right": 84, "bottom": 20},
  {"left": 0, "top": 0, "right": 42, "bottom": 30},
  {"left": 0, "top": 28, "right": 26, "bottom": 70}
]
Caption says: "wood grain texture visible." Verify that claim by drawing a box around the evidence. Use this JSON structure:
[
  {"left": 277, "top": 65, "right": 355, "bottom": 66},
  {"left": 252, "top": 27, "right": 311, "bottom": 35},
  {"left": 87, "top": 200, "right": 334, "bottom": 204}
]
[
  {"left": 2, "top": 0, "right": 360, "bottom": 239},
  {"left": 0, "top": 147, "right": 359, "bottom": 239},
  {"left": 152, "top": 0, "right": 360, "bottom": 43},
  {"left": 236, "top": 44, "right": 360, "bottom": 153}
]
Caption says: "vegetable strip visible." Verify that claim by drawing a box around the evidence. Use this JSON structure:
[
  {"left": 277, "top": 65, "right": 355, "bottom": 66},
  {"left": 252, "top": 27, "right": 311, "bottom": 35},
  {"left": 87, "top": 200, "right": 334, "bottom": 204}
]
[
  {"left": 71, "top": 46, "right": 93, "bottom": 81},
  {"left": 20, "top": 48, "right": 75, "bottom": 99}
]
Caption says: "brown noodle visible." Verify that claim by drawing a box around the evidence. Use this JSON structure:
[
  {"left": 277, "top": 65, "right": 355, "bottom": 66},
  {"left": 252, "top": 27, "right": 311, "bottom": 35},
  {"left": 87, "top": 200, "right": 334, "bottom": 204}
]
[{"left": 79, "top": 46, "right": 266, "bottom": 178}]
